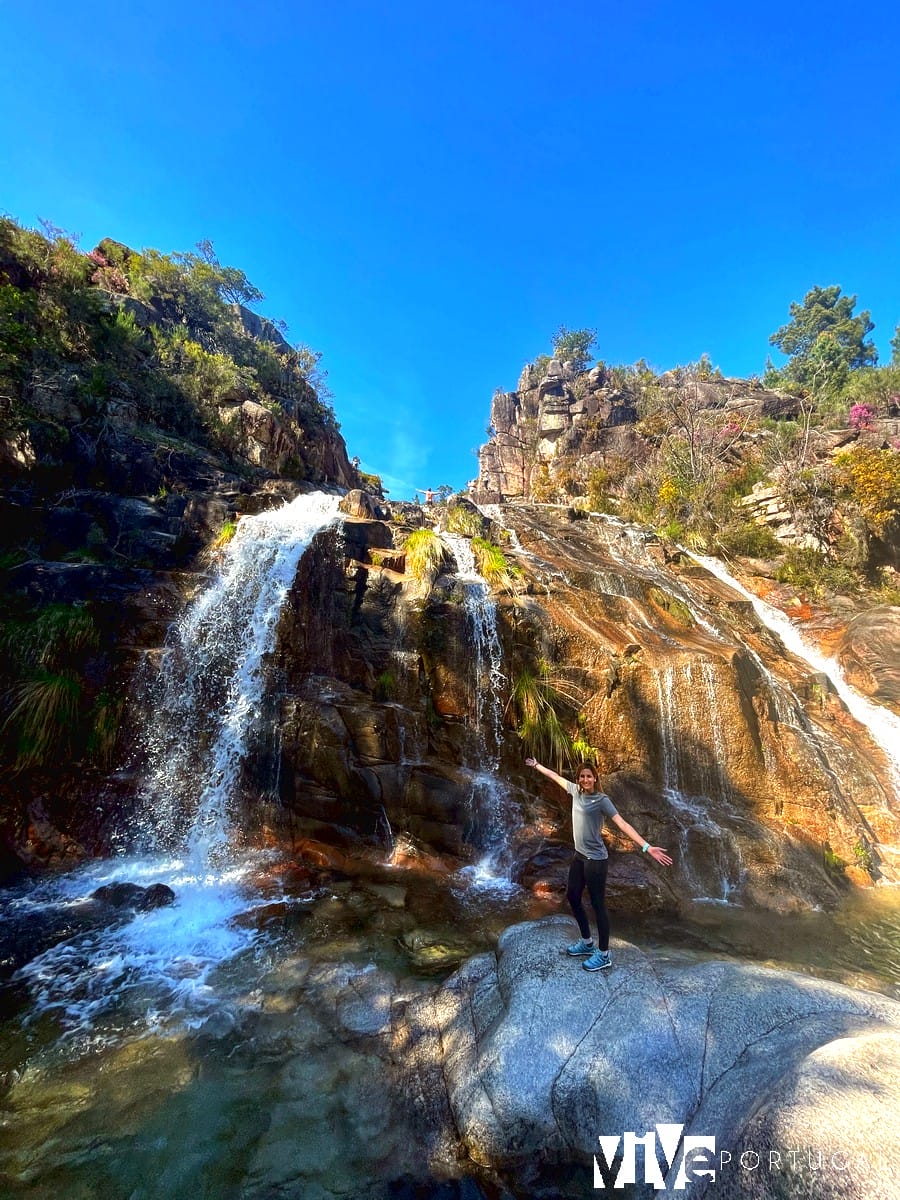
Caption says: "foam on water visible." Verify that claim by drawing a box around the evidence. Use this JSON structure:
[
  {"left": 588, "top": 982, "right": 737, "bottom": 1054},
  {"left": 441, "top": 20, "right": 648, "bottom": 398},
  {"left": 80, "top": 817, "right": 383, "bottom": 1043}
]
[
  {"left": 10, "top": 853, "right": 272, "bottom": 1041},
  {"left": 12, "top": 492, "right": 344, "bottom": 1040}
]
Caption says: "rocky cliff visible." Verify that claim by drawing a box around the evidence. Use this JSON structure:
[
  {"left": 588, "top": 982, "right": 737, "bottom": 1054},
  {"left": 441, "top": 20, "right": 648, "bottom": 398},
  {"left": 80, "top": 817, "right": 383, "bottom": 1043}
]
[
  {"left": 2, "top": 220, "right": 898, "bottom": 920},
  {"left": 0, "top": 220, "right": 360, "bottom": 873},
  {"left": 220, "top": 494, "right": 899, "bottom": 918},
  {"left": 476, "top": 360, "right": 796, "bottom": 502}
]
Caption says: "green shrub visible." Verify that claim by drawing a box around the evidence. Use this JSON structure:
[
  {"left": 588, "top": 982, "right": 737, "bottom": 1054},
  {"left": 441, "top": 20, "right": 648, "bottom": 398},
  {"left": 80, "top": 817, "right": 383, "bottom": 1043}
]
[
  {"left": 834, "top": 446, "right": 900, "bottom": 538},
  {"left": 715, "top": 521, "right": 782, "bottom": 559},
  {"left": 775, "top": 548, "right": 859, "bottom": 597}
]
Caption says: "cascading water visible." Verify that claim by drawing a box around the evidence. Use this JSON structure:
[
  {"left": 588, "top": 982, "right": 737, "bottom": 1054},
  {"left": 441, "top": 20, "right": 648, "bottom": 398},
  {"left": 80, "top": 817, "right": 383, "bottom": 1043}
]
[
  {"left": 694, "top": 553, "right": 900, "bottom": 799},
  {"left": 8, "top": 491, "right": 343, "bottom": 1042},
  {"left": 442, "top": 532, "right": 519, "bottom": 889},
  {"left": 141, "top": 491, "right": 343, "bottom": 865},
  {"left": 652, "top": 664, "right": 745, "bottom": 902}
]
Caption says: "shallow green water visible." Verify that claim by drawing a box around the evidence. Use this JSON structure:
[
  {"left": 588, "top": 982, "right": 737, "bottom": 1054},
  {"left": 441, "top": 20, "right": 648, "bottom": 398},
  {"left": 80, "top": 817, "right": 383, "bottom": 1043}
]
[{"left": 2, "top": 864, "right": 899, "bottom": 1200}]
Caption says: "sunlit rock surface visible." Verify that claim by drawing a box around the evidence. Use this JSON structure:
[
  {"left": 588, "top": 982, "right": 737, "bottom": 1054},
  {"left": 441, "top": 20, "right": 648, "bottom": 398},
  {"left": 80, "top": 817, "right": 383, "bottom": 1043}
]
[
  {"left": 260, "top": 499, "right": 899, "bottom": 916},
  {"left": 392, "top": 917, "right": 900, "bottom": 1198},
  {"left": 835, "top": 606, "right": 900, "bottom": 714}
]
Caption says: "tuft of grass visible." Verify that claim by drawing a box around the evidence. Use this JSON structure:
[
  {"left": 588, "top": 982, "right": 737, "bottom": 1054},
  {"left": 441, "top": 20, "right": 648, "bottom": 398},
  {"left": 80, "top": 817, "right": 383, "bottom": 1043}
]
[
  {"left": 2, "top": 604, "right": 101, "bottom": 672},
  {"left": 374, "top": 671, "right": 395, "bottom": 701},
  {"left": 472, "top": 537, "right": 522, "bottom": 591},
  {"left": 507, "top": 660, "right": 574, "bottom": 771},
  {"left": 446, "top": 504, "right": 483, "bottom": 537},
  {"left": 404, "top": 529, "right": 445, "bottom": 582},
  {"left": 3, "top": 670, "right": 83, "bottom": 771},
  {"left": 200, "top": 519, "right": 239, "bottom": 564},
  {"left": 822, "top": 842, "right": 846, "bottom": 876},
  {"left": 212, "top": 519, "right": 238, "bottom": 548},
  {"left": 87, "top": 691, "right": 125, "bottom": 766},
  {"left": 0, "top": 603, "right": 108, "bottom": 772}
]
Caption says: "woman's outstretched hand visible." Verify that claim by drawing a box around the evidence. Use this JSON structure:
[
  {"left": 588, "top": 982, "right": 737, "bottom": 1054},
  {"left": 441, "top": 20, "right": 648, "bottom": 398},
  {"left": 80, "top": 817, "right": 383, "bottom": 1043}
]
[
  {"left": 648, "top": 846, "right": 674, "bottom": 866},
  {"left": 525, "top": 757, "right": 537, "bottom": 768}
]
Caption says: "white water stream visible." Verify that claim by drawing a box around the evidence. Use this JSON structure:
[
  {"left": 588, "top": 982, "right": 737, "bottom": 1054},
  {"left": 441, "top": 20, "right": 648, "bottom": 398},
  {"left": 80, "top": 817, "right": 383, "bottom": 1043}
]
[
  {"left": 442, "top": 532, "right": 518, "bottom": 890},
  {"left": 693, "top": 553, "right": 900, "bottom": 798}
]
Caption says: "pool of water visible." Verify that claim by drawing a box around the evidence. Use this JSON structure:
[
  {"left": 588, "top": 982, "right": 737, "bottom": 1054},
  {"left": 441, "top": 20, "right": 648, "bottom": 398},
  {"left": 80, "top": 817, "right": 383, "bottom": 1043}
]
[
  {"left": 2, "top": 856, "right": 899, "bottom": 1200},
  {"left": 620, "top": 888, "right": 900, "bottom": 998}
]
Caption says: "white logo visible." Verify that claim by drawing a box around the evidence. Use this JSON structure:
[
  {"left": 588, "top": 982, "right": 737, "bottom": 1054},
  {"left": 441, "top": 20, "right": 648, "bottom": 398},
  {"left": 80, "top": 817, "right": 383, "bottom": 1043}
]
[{"left": 594, "top": 1123, "right": 716, "bottom": 1190}]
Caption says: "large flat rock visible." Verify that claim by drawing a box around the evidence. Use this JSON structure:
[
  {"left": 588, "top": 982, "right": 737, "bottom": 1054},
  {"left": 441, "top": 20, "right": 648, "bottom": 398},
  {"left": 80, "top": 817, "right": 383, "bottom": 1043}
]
[{"left": 394, "top": 916, "right": 900, "bottom": 1197}]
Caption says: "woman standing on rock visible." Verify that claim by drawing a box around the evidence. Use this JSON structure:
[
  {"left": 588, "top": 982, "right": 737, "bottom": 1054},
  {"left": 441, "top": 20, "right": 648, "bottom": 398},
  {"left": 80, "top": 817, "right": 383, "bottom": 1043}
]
[{"left": 525, "top": 759, "right": 672, "bottom": 971}]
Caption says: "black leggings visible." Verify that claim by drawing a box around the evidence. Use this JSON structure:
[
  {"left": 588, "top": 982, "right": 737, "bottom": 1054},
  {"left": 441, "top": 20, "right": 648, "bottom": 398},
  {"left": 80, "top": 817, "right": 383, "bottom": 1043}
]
[{"left": 566, "top": 855, "right": 610, "bottom": 950}]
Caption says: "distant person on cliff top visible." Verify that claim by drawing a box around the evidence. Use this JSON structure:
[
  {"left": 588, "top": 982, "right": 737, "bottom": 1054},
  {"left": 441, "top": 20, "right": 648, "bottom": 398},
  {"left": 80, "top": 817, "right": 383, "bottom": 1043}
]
[
  {"left": 525, "top": 758, "right": 672, "bottom": 971},
  {"left": 415, "top": 487, "right": 435, "bottom": 505}
]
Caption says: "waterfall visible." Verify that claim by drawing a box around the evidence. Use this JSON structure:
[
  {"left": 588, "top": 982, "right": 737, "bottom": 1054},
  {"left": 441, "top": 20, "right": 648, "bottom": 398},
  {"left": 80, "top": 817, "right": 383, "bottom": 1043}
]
[
  {"left": 477, "top": 503, "right": 526, "bottom": 553},
  {"left": 442, "top": 532, "right": 518, "bottom": 888},
  {"left": 693, "top": 553, "right": 900, "bottom": 799},
  {"left": 139, "top": 492, "right": 342, "bottom": 866},
  {"left": 652, "top": 665, "right": 744, "bottom": 902},
  {"left": 11, "top": 491, "right": 344, "bottom": 1038}
]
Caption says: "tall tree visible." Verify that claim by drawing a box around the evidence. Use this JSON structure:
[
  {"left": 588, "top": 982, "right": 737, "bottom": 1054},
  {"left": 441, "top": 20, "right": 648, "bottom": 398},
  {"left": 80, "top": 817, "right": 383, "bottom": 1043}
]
[
  {"left": 768, "top": 285, "right": 877, "bottom": 396},
  {"left": 891, "top": 319, "right": 900, "bottom": 364}
]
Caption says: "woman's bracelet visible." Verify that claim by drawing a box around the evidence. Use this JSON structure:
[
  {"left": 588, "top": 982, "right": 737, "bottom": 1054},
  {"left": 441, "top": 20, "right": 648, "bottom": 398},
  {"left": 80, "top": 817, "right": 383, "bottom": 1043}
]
[{"left": 641, "top": 842, "right": 650, "bottom": 853}]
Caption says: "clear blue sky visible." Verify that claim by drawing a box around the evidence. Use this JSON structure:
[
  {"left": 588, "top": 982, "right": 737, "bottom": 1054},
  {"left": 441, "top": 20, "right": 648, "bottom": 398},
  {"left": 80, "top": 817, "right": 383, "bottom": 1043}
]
[{"left": 2, "top": 1, "right": 899, "bottom": 497}]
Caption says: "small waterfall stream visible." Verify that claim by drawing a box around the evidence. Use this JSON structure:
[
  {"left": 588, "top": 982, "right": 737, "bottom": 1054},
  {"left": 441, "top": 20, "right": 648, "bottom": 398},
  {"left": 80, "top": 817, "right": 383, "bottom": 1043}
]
[
  {"left": 442, "top": 532, "right": 519, "bottom": 889},
  {"left": 652, "top": 665, "right": 745, "bottom": 902},
  {"left": 694, "top": 553, "right": 900, "bottom": 799}
]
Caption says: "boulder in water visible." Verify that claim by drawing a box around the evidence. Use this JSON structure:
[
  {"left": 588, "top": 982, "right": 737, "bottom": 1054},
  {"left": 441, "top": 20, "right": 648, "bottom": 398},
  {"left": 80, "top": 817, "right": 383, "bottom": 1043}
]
[{"left": 91, "top": 881, "right": 176, "bottom": 910}]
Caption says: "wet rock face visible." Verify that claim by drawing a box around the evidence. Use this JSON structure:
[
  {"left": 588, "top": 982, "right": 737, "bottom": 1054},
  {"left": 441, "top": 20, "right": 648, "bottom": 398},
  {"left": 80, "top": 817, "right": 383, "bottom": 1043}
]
[
  {"left": 264, "top": 521, "right": 478, "bottom": 860},
  {"left": 836, "top": 606, "right": 900, "bottom": 714},
  {"left": 258, "top": 500, "right": 899, "bottom": 917}
]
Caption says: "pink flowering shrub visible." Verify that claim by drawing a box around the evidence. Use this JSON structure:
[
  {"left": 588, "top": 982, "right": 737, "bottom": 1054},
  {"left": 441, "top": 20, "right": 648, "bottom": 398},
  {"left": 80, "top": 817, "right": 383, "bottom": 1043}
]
[{"left": 849, "top": 403, "right": 876, "bottom": 431}]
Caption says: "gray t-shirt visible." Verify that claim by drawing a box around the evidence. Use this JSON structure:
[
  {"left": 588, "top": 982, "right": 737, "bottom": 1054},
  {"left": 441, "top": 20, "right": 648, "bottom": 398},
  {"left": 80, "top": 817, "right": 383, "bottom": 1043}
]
[{"left": 565, "top": 780, "right": 618, "bottom": 860}]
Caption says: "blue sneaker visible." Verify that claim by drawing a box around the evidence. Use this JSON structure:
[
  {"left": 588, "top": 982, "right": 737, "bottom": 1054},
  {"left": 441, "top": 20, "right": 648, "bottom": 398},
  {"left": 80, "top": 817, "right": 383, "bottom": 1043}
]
[
  {"left": 583, "top": 949, "right": 612, "bottom": 972},
  {"left": 566, "top": 937, "right": 595, "bottom": 956}
]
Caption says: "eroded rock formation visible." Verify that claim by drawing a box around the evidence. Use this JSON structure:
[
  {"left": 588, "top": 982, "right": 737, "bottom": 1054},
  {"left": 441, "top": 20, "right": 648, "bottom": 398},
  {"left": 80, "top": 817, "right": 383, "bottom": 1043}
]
[{"left": 476, "top": 365, "right": 794, "bottom": 501}]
